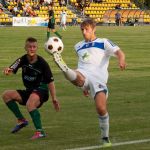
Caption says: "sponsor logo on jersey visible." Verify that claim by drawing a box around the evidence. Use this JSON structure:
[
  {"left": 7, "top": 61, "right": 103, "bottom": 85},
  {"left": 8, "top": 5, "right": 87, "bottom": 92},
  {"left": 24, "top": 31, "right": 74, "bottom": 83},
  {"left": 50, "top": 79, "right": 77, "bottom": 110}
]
[{"left": 82, "top": 52, "right": 90, "bottom": 61}]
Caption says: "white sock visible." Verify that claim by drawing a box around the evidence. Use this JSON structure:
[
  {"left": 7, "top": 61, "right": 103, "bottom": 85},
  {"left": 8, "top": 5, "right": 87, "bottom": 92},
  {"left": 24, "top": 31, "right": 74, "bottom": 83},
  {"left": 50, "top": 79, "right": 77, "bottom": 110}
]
[
  {"left": 99, "top": 113, "right": 109, "bottom": 138},
  {"left": 65, "top": 68, "right": 77, "bottom": 81},
  {"left": 53, "top": 52, "right": 77, "bottom": 81}
]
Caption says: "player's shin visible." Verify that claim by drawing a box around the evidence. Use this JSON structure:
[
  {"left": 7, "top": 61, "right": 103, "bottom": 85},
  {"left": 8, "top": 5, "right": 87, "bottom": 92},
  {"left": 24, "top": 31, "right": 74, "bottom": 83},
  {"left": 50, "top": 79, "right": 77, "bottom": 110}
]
[
  {"left": 47, "top": 31, "right": 50, "bottom": 39},
  {"left": 29, "top": 109, "right": 42, "bottom": 131},
  {"left": 6, "top": 100, "right": 24, "bottom": 119},
  {"left": 54, "top": 31, "right": 62, "bottom": 39},
  {"left": 64, "top": 68, "right": 77, "bottom": 81},
  {"left": 30, "top": 109, "right": 46, "bottom": 139}
]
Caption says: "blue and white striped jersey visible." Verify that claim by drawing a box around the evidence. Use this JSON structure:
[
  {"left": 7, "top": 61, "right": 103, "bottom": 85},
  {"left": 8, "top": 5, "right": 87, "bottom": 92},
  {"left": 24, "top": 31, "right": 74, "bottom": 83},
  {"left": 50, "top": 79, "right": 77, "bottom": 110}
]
[{"left": 74, "top": 38, "right": 120, "bottom": 84}]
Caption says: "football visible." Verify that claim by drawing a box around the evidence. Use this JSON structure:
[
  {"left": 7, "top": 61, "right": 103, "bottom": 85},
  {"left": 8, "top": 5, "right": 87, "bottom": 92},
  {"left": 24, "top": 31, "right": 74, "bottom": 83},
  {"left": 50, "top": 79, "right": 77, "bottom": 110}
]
[{"left": 44, "top": 37, "right": 64, "bottom": 55}]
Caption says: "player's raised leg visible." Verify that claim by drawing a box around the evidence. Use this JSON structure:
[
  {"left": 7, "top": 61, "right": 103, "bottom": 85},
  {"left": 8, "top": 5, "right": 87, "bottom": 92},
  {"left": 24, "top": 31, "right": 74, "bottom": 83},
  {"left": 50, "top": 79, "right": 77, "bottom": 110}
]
[
  {"left": 53, "top": 52, "right": 90, "bottom": 95},
  {"left": 44, "top": 38, "right": 77, "bottom": 82}
]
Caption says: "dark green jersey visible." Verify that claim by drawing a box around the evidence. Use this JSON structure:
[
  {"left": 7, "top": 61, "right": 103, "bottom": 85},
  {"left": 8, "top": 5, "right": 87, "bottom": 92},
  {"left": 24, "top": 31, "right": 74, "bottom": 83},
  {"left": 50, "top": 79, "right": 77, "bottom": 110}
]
[
  {"left": 9, "top": 54, "right": 54, "bottom": 90},
  {"left": 48, "top": 9, "right": 55, "bottom": 24}
]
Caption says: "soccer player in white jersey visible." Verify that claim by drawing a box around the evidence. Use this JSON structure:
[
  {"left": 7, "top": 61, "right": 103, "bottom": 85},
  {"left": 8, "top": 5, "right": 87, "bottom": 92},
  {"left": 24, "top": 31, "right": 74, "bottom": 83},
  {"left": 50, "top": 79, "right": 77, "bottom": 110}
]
[
  {"left": 60, "top": 9, "right": 67, "bottom": 31},
  {"left": 50, "top": 19, "right": 126, "bottom": 147}
]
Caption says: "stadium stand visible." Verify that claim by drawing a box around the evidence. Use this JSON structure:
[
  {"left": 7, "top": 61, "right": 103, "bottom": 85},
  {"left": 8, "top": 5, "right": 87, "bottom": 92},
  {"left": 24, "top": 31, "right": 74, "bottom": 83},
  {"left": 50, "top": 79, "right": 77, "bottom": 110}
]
[
  {"left": 70, "top": 0, "right": 150, "bottom": 25},
  {"left": 103, "top": 9, "right": 145, "bottom": 25},
  {"left": 0, "top": 0, "right": 150, "bottom": 26},
  {"left": 0, "top": 0, "right": 81, "bottom": 25},
  {"left": 82, "top": 0, "right": 140, "bottom": 23},
  {"left": 0, "top": 3, "right": 12, "bottom": 25}
]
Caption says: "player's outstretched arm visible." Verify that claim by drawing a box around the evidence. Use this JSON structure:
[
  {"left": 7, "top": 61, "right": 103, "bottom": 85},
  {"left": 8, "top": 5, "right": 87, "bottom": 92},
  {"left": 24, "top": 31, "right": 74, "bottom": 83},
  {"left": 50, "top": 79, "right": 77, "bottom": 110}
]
[
  {"left": 3, "top": 67, "right": 13, "bottom": 75},
  {"left": 48, "top": 82, "right": 60, "bottom": 111},
  {"left": 115, "top": 49, "right": 126, "bottom": 70}
]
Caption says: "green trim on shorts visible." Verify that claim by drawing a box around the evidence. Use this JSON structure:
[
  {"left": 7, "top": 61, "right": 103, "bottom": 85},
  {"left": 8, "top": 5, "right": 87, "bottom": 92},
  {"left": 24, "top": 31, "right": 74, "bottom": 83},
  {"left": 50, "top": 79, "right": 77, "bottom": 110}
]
[{"left": 39, "top": 83, "right": 48, "bottom": 90}]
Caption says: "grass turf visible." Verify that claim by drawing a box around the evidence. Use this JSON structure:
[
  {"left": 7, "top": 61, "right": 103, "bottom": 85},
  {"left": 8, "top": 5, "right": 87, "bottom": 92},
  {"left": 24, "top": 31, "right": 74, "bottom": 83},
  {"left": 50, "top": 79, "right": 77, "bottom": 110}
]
[{"left": 0, "top": 25, "right": 150, "bottom": 150}]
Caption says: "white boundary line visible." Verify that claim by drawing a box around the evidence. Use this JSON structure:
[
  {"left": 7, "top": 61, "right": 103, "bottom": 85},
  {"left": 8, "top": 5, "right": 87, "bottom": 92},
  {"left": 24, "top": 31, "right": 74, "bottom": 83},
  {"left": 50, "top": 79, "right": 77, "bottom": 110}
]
[{"left": 66, "top": 139, "right": 150, "bottom": 150}]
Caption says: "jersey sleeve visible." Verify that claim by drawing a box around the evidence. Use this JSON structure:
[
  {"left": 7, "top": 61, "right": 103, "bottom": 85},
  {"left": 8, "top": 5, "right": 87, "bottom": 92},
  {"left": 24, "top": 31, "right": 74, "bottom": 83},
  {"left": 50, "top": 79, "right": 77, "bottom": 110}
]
[
  {"left": 74, "top": 40, "right": 84, "bottom": 53},
  {"left": 9, "top": 57, "right": 22, "bottom": 74},
  {"left": 104, "top": 38, "right": 120, "bottom": 56}
]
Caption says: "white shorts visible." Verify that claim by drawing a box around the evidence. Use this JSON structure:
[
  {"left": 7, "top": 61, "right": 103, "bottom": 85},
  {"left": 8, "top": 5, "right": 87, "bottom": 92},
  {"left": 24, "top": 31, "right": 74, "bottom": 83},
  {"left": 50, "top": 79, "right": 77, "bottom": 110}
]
[
  {"left": 77, "top": 69, "right": 108, "bottom": 99},
  {"left": 61, "top": 19, "right": 66, "bottom": 25}
]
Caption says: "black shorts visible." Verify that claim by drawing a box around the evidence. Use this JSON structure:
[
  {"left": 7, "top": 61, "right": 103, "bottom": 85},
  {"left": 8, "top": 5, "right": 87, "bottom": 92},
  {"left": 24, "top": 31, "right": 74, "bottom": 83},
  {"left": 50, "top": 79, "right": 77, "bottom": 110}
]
[
  {"left": 48, "top": 22, "right": 55, "bottom": 29},
  {"left": 17, "top": 88, "right": 49, "bottom": 108}
]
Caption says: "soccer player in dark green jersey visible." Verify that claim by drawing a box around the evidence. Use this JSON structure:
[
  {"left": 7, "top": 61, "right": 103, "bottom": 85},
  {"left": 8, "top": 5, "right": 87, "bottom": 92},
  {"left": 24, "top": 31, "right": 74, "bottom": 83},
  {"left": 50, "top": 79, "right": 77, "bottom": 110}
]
[
  {"left": 45, "top": 4, "right": 62, "bottom": 40},
  {"left": 2, "top": 37, "right": 60, "bottom": 140}
]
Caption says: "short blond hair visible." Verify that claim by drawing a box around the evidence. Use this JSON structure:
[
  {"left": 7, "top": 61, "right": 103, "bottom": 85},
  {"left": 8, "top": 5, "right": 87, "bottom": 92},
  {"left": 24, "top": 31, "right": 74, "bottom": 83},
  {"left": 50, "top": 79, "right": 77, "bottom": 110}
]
[
  {"left": 80, "top": 19, "right": 96, "bottom": 29},
  {"left": 25, "top": 37, "right": 37, "bottom": 43}
]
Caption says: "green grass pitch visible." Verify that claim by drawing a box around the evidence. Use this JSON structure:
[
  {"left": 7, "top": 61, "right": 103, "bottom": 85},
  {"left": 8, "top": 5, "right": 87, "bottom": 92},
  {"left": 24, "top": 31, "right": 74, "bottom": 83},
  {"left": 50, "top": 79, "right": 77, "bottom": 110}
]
[{"left": 0, "top": 25, "right": 150, "bottom": 150}]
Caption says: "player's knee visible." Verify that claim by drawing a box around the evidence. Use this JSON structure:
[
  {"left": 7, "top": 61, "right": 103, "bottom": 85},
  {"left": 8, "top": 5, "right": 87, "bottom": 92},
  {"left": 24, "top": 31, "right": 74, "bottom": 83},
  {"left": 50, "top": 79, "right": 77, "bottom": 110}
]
[
  {"left": 26, "top": 102, "right": 30, "bottom": 110},
  {"left": 2, "top": 90, "right": 20, "bottom": 102},
  {"left": 1, "top": 91, "right": 6, "bottom": 100},
  {"left": 71, "top": 80, "right": 83, "bottom": 87},
  {"left": 74, "top": 72, "right": 86, "bottom": 87},
  {"left": 26, "top": 101, "right": 36, "bottom": 112},
  {"left": 1, "top": 91, "right": 11, "bottom": 101},
  {"left": 97, "top": 107, "right": 107, "bottom": 116},
  {"left": 26, "top": 98, "right": 40, "bottom": 111},
  {"left": 96, "top": 102, "right": 107, "bottom": 115}
]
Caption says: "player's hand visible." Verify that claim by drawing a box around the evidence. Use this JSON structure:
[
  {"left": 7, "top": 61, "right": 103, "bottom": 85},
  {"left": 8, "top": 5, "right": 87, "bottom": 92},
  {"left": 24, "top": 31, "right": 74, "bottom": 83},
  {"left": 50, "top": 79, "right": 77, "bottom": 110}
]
[
  {"left": 52, "top": 99, "right": 60, "bottom": 112},
  {"left": 3, "top": 67, "right": 13, "bottom": 75},
  {"left": 115, "top": 50, "right": 126, "bottom": 71},
  {"left": 119, "top": 60, "right": 126, "bottom": 70},
  {"left": 83, "top": 90, "right": 89, "bottom": 97}
]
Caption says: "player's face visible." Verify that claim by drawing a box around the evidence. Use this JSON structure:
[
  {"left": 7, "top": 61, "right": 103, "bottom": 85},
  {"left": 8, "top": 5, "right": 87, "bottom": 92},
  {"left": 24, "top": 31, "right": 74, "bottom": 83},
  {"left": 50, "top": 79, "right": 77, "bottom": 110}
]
[
  {"left": 25, "top": 41, "right": 38, "bottom": 57},
  {"left": 81, "top": 25, "right": 96, "bottom": 42}
]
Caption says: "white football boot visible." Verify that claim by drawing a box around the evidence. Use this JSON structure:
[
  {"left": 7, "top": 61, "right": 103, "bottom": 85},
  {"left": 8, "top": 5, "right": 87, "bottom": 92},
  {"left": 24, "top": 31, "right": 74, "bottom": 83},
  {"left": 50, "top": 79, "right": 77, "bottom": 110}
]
[{"left": 53, "top": 52, "right": 69, "bottom": 72}]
